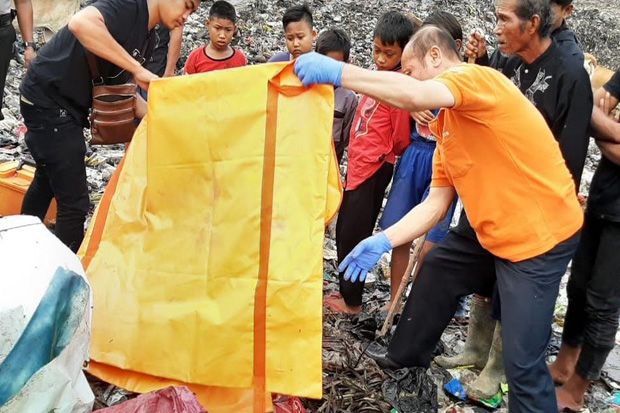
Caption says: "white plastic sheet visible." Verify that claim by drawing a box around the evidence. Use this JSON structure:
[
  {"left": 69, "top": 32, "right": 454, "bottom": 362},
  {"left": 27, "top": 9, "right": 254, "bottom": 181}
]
[{"left": 0, "top": 215, "right": 94, "bottom": 413}]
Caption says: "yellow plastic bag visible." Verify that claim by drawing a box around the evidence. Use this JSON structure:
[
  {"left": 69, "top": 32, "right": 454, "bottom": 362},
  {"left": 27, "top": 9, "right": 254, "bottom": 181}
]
[{"left": 79, "top": 62, "right": 341, "bottom": 412}]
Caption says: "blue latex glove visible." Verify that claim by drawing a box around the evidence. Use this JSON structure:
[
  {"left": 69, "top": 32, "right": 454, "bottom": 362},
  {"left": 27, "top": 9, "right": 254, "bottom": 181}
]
[
  {"left": 294, "top": 52, "right": 345, "bottom": 88},
  {"left": 338, "top": 232, "right": 392, "bottom": 282}
]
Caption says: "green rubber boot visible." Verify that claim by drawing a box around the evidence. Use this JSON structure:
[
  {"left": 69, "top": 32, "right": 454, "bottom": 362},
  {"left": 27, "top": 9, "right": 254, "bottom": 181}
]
[
  {"left": 434, "top": 296, "right": 494, "bottom": 370},
  {"left": 466, "top": 322, "right": 506, "bottom": 400}
]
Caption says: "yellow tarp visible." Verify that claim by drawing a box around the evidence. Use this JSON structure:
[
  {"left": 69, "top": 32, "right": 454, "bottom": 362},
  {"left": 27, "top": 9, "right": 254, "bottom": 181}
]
[{"left": 79, "top": 62, "right": 341, "bottom": 412}]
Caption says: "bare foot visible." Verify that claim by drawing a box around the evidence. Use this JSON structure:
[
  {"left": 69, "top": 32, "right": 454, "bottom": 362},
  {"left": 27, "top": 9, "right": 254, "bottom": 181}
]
[
  {"left": 324, "top": 295, "right": 362, "bottom": 315},
  {"left": 548, "top": 344, "right": 581, "bottom": 385}
]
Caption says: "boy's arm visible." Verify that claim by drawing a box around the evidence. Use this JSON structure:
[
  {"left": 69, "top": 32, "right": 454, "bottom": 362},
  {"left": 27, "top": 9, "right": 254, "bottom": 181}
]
[
  {"left": 390, "top": 107, "right": 411, "bottom": 156},
  {"left": 164, "top": 27, "right": 183, "bottom": 77}
]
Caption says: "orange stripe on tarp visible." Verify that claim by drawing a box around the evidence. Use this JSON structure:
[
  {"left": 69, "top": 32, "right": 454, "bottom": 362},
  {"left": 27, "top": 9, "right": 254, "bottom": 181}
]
[
  {"left": 81, "top": 149, "right": 127, "bottom": 270},
  {"left": 253, "top": 74, "right": 280, "bottom": 413}
]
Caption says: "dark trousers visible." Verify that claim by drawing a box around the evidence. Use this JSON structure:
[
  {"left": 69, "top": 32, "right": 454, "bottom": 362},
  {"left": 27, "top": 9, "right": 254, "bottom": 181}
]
[
  {"left": 0, "top": 22, "right": 16, "bottom": 117},
  {"left": 562, "top": 213, "right": 620, "bottom": 381},
  {"left": 20, "top": 100, "right": 90, "bottom": 252},
  {"left": 388, "top": 216, "right": 580, "bottom": 413},
  {"left": 336, "top": 162, "right": 393, "bottom": 307}
]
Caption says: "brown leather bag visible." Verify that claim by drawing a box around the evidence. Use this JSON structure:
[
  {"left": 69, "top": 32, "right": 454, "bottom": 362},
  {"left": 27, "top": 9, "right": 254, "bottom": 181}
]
[
  {"left": 89, "top": 83, "right": 137, "bottom": 145},
  {"left": 85, "top": 32, "right": 154, "bottom": 145}
]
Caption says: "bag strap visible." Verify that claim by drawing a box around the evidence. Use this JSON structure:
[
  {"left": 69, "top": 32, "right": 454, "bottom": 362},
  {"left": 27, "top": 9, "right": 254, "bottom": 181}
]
[
  {"left": 85, "top": 29, "right": 156, "bottom": 87},
  {"left": 85, "top": 50, "right": 104, "bottom": 86}
]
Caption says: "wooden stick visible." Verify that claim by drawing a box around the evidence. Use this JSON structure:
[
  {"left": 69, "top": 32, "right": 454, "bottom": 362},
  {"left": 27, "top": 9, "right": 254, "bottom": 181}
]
[{"left": 379, "top": 233, "right": 427, "bottom": 337}]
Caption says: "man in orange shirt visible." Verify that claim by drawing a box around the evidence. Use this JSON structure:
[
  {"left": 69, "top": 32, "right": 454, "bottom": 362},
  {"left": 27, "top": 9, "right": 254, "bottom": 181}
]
[{"left": 295, "top": 25, "right": 583, "bottom": 412}]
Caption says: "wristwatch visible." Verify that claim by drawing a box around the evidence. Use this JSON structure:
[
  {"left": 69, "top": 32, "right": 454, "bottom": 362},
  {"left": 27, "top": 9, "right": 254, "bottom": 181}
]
[{"left": 23, "top": 41, "right": 36, "bottom": 50}]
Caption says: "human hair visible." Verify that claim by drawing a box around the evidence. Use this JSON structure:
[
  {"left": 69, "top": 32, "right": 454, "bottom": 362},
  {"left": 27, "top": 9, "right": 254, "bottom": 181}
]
[
  {"left": 409, "top": 25, "right": 460, "bottom": 61},
  {"left": 316, "top": 28, "right": 351, "bottom": 61},
  {"left": 373, "top": 10, "right": 415, "bottom": 50},
  {"left": 513, "top": 0, "right": 553, "bottom": 37},
  {"left": 282, "top": 3, "right": 313, "bottom": 30},
  {"left": 423, "top": 11, "right": 463, "bottom": 42},
  {"left": 550, "top": 0, "right": 573, "bottom": 6},
  {"left": 209, "top": 0, "right": 237, "bottom": 23}
]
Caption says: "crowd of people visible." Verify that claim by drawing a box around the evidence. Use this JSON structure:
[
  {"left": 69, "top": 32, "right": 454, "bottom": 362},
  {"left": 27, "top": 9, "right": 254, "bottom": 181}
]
[{"left": 4, "top": 0, "right": 620, "bottom": 411}]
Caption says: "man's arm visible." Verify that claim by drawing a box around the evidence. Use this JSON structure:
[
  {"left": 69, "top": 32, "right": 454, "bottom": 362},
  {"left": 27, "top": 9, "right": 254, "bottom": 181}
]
[
  {"left": 68, "top": 6, "right": 157, "bottom": 89},
  {"left": 384, "top": 186, "right": 456, "bottom": 247},
  {"left": 598, "top": 141, "right": 620, "bottom": 166},
  {"left": 555, "top": 72, "right": 593, "bottom": 186},
  {"left": 591, "top": 84, "right": 620, "bottom": 144},
  {"left": 164, "top": 27, "right": 183, "bottom": 77},
  {"left": 592, "top": 106, "right": 620, "bottom": 143},
  {"left": 14, "top": 0, "right": 34, "bottom": 68},
  {"left": 340, "top": 64, "right": 455, "bottom": 112}
]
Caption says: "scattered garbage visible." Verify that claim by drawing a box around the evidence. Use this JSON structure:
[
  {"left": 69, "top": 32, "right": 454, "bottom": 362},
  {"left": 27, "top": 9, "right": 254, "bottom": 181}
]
[
  {"left": 382, "top": 367, "right": 439, "bottom": 413},
  {"left": 96, "top": 386, "right": 205, "bottom": 413},
  {"left": 444, "top": 379, "right": 467, "bottom": 402},
  {"left": 273, "top": 394, "right": 307, "bottom": 413}
]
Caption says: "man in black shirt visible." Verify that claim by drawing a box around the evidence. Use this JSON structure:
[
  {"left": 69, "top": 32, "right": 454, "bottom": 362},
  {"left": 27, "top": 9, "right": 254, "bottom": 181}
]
[
  {"left": 19, "top": 0, "right": 204, "bottom": 252},
  {"left": 0, "top": 0, "right": 34, "bottom": 120},
  {"left": 549, "top": 70, "right": 620, "bottom": 411},
  {"left": 430, "top": 0, "right": 592, "bottom": 402}
]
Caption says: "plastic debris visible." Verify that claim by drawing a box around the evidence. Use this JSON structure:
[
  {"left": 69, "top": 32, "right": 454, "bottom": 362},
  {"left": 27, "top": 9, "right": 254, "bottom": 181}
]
[
  {"left": 444, "top": 378, "right": 468, "bottom": 401},
  {"left": 273, "top": 394, "right": 307, "bottom": 413},
  {"left": 96, "top": 386, "right": 205, "bottom": 413},
  {"left": 382, "top": 367, "right": 439, "bottom": 413}
]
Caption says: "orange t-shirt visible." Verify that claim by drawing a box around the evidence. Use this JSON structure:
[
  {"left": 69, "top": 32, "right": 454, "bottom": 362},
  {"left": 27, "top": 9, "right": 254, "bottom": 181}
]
[{"left": 430, "top": 63, "right": 583, "bottom": 262}]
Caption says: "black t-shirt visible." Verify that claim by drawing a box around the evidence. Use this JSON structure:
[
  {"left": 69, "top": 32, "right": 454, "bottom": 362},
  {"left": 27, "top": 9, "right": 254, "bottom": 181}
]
[
  {"left": 552, "top": 22, "right": 584, "bottom": 64},
  {"left": 145, "top": 25, "right": 171, "bottom": 77},
  {"left": 20, "top": 0, "right": 151, "bottom": 126},
  {"left": 489, "top": 42, "right": 592, "bottom": 188},
  {"left": 588, "top": 69, "right": 620, "bottom": 222}
]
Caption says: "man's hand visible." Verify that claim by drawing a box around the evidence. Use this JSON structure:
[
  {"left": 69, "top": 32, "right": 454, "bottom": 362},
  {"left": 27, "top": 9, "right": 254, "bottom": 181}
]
[
  {"left": 23, "top": 46, "right": 36, "bottom": 69},
  {"left": 338, "top": 232, "right": 392, "bottom": 283},
  {"left": 294, "top": 52, "right": 344, "bottom": 87},
  {"left": 411, "top": 110, "right": 435, "bottom": 125},
  {"left": 598, "top": 90, "right": 620, "bottom": 122},
  {"left": 133, "top": 67, "right": 159, "bottom": 91},
  {"left": 464, "top": 31, "right": 487, "bottom": 62}
]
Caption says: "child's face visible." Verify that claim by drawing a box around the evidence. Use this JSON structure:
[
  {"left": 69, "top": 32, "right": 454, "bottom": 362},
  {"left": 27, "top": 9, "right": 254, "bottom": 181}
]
[
  {"left": 284, "top": 20, "right": 317, "bottom": 59},
  {"left": 326, "top": 50, "right": 346, "bottom": 62},
  {"left": 207, "top": 16, "right": 236, "bottom": 51},
  {"left": 372, "top": 37, "right": 403, "bottom": 71}
]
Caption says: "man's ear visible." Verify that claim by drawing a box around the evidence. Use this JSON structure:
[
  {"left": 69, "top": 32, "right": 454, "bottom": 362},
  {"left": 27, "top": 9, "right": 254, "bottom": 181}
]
[
  {"left": 565, "top": 4, "right": 575, "bottom": 18},
  {"left": 312, "top": 29, "right": 318, "bottom": 41},
  {"left": 529, "top": 15, "right": 541, "bottom": 35},
  {"left": 430, "top": 45, "right": 442, "bottom": 66}
]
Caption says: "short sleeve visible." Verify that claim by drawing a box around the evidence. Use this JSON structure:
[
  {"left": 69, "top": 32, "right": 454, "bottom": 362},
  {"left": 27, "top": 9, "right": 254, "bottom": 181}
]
[
  {"left": 237, "top": 49, "right": 248, "bottom": 67},
  {"left": 604, "top": 69, "right": 620, "bottom": 100},
  {"left": 430, "top": 147, "right": 452, "bottom": 188},
  {"left": 92, "top": 0, "right": 140, "bottom": 43},
  {"left": 434, "top": 64, "right": 499, "bottom": 112},
  {"left": 184, "top": 48, "right": 199, "bottom": 74}
]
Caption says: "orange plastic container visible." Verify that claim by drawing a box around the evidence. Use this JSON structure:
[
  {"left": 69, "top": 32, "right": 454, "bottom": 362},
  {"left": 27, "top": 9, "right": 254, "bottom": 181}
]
[{"left": 0, "top": 160, "right": 57, "bottom": 225}]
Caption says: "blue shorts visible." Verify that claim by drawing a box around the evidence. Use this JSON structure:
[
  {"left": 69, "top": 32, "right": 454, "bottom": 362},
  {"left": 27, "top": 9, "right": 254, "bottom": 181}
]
[
  {"left": 379, "top": 136, "right": 434, "bottom": 229},
  {"left": 379, "top": 135, "right": 456, "bottom": 244}
]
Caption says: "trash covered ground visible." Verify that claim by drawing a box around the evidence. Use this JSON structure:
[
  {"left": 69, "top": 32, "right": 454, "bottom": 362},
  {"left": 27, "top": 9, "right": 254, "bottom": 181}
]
[{"left": 1, "top": 0, "right": 620, "bottom": 411}]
